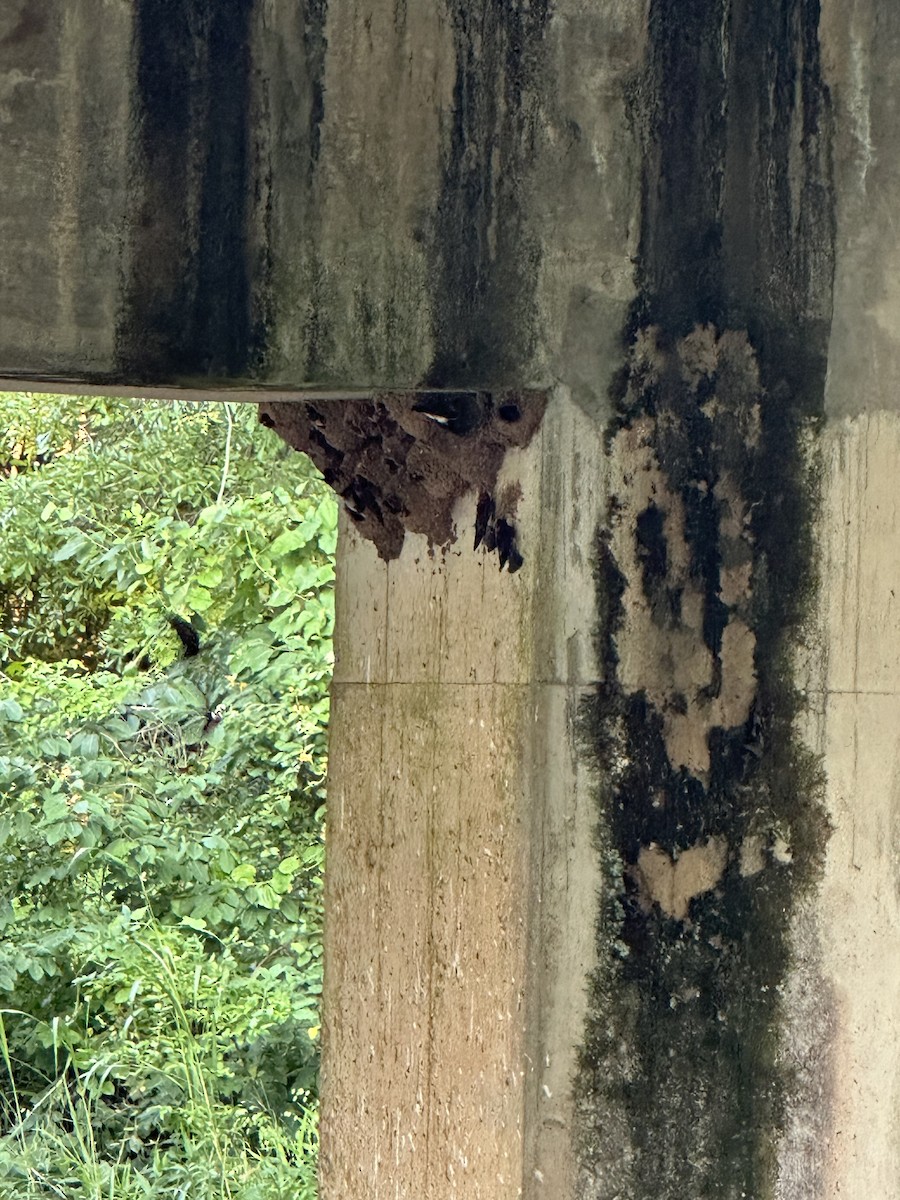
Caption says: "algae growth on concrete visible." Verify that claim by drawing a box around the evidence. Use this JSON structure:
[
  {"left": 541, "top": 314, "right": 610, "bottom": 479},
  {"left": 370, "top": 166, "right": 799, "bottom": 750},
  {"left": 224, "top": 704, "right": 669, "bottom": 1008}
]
[{"left": 574, "top": 0, "right": 836, "bottom": 1195}]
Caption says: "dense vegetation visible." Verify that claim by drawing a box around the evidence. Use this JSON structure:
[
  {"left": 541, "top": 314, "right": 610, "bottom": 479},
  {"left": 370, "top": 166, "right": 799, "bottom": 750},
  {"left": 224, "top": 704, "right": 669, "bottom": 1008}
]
[{"left": 0, "top": 394, "right": 335, "bottom": 1198}]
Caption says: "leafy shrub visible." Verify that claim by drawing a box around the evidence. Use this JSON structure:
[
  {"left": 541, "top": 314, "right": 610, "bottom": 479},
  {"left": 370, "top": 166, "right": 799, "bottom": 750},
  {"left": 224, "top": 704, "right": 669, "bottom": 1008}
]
[{"left": 0, "top": 395, "right": 333, "bottom": 1196}]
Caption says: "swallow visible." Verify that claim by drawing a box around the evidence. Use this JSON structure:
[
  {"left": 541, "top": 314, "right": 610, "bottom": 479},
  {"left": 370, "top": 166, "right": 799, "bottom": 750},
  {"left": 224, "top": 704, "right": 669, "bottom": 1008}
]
[
  {"left": 474, "top": 492, "right": 495, "bottom": 551},
  {"left": 495, "top": 519, "right": 522, "bottom": 573}
]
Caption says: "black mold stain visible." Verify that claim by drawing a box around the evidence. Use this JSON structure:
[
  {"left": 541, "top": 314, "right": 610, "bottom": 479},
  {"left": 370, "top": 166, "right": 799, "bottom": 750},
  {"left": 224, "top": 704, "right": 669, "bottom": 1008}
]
[
  {"left": 303, "top": 0, "right": 328, "bottom": 185},
  {"left": 0, "top": 0, "right": 47, "bottom": 51},
  {"left": 634, "top": 502, "right": 676, "bottom": 625},
  {"left": 118, "top": 0, "right": 262, "bottom": 381},
  {"left": 577, "top": 1, "right": 835, "bottom": 1196},
  {"left": 425, "top": 1, "right": 550, "bottom": 387}
]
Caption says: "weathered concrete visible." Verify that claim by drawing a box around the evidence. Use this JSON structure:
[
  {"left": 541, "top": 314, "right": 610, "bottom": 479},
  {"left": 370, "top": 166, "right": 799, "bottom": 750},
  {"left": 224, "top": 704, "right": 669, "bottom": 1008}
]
[
  {"left": 773, "top": 9, "right": 900, "bottom": 1195},
  {"left": 5, "top": 0, "right": 900, "bottom": 1197},
  {"left": 784, "top": 414, "right": 900, "bottom": 1198},
  {"left": 0, "top": 2, "right": 132, "bottom": 378},
  {"left": 321, "top": 396, "right": 606, "bottom": 1198},
  {"left": 0, "top": 0, "right": 636, "bottom": 402},
  {"left": 821, "top": 1, "right": 900, "bottom": 417}
]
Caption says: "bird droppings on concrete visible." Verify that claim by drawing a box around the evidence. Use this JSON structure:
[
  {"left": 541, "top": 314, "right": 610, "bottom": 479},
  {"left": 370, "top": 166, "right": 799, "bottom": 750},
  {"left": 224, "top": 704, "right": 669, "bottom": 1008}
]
[{"left": 259, "top": 391, "right": 545, "bottom": 569}]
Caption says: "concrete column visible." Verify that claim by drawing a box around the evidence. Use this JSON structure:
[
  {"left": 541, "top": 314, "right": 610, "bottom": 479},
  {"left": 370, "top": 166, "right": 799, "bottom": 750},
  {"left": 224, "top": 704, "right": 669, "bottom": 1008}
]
[{"left": 320, "top": 396, "right": 605, "bottom": 1198}]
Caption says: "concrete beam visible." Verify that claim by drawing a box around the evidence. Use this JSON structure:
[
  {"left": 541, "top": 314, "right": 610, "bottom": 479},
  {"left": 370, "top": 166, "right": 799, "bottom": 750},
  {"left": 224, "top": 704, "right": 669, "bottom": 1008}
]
[{"left": 0, "top": 0, "right": 639, "bottom": 400}]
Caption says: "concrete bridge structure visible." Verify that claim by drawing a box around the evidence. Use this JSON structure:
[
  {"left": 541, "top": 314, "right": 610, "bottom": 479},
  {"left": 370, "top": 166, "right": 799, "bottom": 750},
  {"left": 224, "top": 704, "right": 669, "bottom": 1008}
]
[{"left": 2, "top": 2, "right": 900, "bottom": 1196}]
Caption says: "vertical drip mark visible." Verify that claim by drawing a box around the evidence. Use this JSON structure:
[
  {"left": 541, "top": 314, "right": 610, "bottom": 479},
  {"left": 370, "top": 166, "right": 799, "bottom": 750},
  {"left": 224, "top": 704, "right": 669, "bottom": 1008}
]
[
  {"left": 118, "top": 0, "right": 258, "bottom": 381},
  {"left": 426, "top": 1, "right": 551, "bottom": 387}
]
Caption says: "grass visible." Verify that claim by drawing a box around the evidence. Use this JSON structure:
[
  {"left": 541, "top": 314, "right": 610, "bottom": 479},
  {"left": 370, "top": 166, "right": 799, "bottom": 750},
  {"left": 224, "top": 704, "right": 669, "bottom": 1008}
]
[{"left": 0, "top": 946, "right": 319, "bottom": 1200}]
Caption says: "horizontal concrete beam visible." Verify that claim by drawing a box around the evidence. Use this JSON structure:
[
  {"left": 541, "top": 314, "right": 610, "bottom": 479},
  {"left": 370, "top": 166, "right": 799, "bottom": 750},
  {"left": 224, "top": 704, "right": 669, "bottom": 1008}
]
[
  {"left": 0, "top": 378, "right": 374, "bottom": 404},
  {"left": 0, "top": 0, "right": 638, "bottom": 400}
]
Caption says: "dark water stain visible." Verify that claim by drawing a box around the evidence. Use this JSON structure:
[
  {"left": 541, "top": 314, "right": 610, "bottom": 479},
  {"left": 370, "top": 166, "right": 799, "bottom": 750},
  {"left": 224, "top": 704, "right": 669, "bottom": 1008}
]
[
  {"left": 0, "top": 0, "right": 48, "bottom": 51},
  {"left": 117, "top": 0, "right": 262, "bottom": 381},
  {"left": 576, "top": 1, "right": 836, "bottom": 1196},
  {"left": 303, "top": 0, "right": 328, "bottom": 187},
  {"left": 425, "top": 0, "right": 551, "bottom": 387}
]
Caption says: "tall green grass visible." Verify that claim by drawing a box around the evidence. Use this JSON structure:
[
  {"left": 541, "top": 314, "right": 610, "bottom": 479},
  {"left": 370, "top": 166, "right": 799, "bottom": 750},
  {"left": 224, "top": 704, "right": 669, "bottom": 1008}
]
[{"left": 0, "top": 935, "right": 319, "bottom": 1200}]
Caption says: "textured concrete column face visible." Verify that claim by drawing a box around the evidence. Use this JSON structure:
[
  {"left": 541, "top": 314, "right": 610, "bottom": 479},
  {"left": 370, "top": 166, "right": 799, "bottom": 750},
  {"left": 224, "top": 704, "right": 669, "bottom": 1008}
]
[
  {"left": 316, "top": 399, "right": 607, "bottom": 1198},
  {"left": 794, "top": 6, "right": 900, "bottom": 1196}
]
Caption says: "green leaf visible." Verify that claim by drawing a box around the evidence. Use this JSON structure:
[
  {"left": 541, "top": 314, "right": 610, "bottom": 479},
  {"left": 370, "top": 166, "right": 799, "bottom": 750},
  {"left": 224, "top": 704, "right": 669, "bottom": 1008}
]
[
  {"left": 186, "top": 585, "right": 213, "bottom": 612},
  {"left": 41, "top": 795, "right": 69, "bottom": 823},
  {"left": 195, "top": 565, "right": 224, "bottom": 588},
  {"left": 71, "top": 731, "right": 99, "bottom": 758},
  {"left": 0, "top": 699, "right": 24, "bottom": 722},
  {"left": 52, "top": 534, "right": 86, "bottom": 562},
  {"left": 268, "top": 528, "right": 310, "bottom": 557},
  {"left": 229, "top": 639, "right": 275, "bottom": 677}
]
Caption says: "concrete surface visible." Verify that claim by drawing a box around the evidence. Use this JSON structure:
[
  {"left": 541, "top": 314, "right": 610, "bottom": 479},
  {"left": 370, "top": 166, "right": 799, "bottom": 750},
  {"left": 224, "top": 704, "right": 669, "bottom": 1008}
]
[
  {"left": 0, "top": 0, "right": 639, "bottom": 401},
  {"left": 321, "top": 396, "right": 606, "bottom": 1198},
  {"left": 3, "top": 0, "right": 900, "bottom": 1197},
  {"left": 821, "top": 0, "right": 900, "bottom": 416}
]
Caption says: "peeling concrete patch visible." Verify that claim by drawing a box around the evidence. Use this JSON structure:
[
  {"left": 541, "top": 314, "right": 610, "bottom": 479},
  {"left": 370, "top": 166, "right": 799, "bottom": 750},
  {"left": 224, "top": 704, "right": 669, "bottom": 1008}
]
[
  {"left": 633, "top": 836, "right": 728, "bottom": 921},
  {"left": 609, "top": 326, "right": 760, "bottom": 777},
  {"left": 259, "top": 391, "right": 545, "bottom": 566}
]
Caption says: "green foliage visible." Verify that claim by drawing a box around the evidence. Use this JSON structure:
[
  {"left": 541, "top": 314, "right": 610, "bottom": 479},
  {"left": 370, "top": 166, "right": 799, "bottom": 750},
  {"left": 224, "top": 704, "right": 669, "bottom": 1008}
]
[{"left": 0, "top": 394, "right": 334, "bottom": 1196}]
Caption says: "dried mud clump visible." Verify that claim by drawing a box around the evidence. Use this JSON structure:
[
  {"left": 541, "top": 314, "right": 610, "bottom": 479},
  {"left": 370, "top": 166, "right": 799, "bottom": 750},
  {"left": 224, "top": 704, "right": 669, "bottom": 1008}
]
[{"left": 259, "top": 391, "right": 545, "bottom": 569}]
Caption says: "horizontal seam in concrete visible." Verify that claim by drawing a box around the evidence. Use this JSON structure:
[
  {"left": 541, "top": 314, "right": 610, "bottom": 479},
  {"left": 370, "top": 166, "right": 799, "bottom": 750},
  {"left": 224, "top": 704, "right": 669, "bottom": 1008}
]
[
  {"left": 330, "top": 679, "right": 598, "bottom": 688},
  {"left": 805, "top": 688, "right": 900, "bottom": 697}
]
